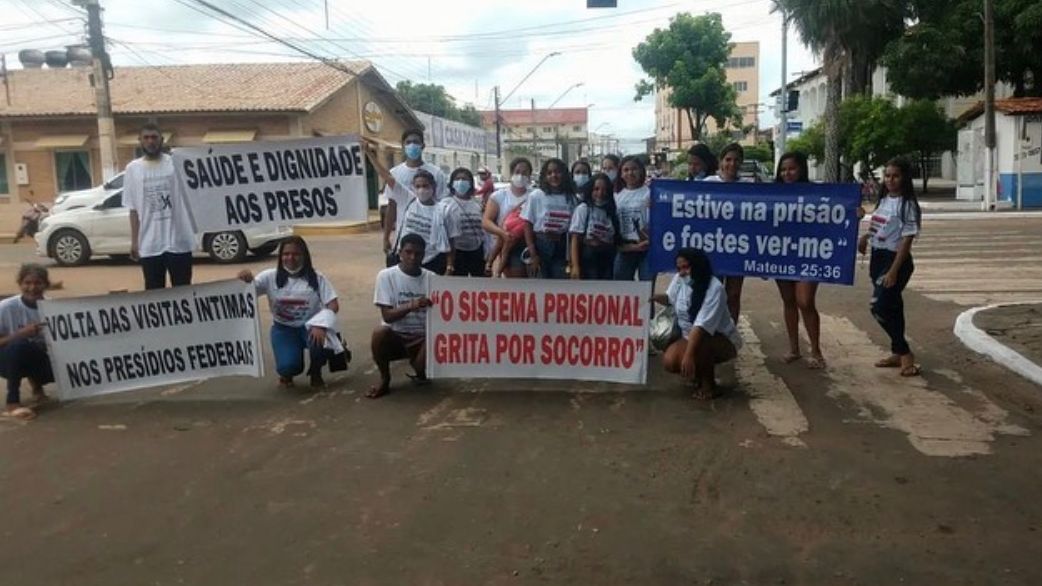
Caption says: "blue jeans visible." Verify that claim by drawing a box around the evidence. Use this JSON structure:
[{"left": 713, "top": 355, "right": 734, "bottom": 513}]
[
  {"left": 614, "top": 250, "right": 652, "bottom": 281},
  {"left": 0, "top": 337, "right": 53, "bottom": 404},
  {"left": 869, "top": 249, "right": 915, "bottom": 355},
  {"left": 534, "top": 233, "right": 568, "bottom": 279},
  {"left": 270, "top": 322, "right": 326, "bottom": 378},
  {"left": 580, "top": 244, "right": 616, "bottom": 280}
]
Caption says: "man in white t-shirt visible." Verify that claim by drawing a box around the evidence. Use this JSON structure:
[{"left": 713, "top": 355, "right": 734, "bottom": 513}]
[
  {"left": 126, "top": 123, "right": 196, "bottom": 290},
  {"left": 368, "top": 232, "right": 433, "bottom": 398},
  {"left": 381, "top": 129, "right": 448, "bottom": 259}
]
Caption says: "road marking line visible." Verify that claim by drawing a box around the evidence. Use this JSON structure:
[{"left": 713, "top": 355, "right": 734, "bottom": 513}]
[
  {"left": 818, "top": 313, "right": 1021, "bottom": 457},
  {"left": 735, "top": 317, "right": 809, "bottom": 448}
]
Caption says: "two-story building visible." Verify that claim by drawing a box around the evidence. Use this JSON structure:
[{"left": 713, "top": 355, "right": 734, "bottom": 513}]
[{"left": 480, "top": 107, "right": 589, "bottom": 172}]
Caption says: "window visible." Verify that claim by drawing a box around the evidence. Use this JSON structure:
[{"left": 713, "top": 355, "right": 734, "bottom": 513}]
[
  {"left": 0, "top": 154, "right": 7, "bottom": 194},
  {"left": 733, "top": 81, "right": 748, "bottom": 92},
  {"left": 727, "top": 56, "right": 756, "bottom": 68},
  {"left": 573, "top": 125, "right": 582, "bottom": 132},
  {"left": 527, "top": 127, "right": 534, "bottom": 133},
  {"left": 543, "top": 126, "right": 553, "bottom": 133},
  {"left": 54, "top": 151, "right": 92, "bottom": 192}
]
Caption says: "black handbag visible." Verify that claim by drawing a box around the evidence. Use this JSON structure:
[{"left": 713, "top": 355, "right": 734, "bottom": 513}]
[{"left": 325, "top": 334, "right": 352, "bottom": 372}]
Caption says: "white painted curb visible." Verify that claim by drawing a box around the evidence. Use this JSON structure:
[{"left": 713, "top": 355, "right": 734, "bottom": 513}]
[{"left": 954, "top": 302, "right": 1042, "bottom": 388}]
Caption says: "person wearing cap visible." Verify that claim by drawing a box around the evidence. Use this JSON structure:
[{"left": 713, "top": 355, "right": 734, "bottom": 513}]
[
  {"left": 687, "top": 143, "right": 718, "bottom": 181},
  {"left": 475, "top": 166, "right": 495, "bottom": 207}
]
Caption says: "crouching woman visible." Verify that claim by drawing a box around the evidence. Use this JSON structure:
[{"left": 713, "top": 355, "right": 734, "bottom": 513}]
[
  {"left": 238, "top": 236, "right": 339, "bottom": 388},
  {"left": 653, "top": 249, "right": 742, "bottom": 400},
  {"left": 0, "top": 264, "right": 54, "bottom": 420}
]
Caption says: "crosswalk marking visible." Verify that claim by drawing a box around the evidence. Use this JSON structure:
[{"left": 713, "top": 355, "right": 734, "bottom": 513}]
[{"left": 734, "top": 317, "right": 809, "bottom": 447}]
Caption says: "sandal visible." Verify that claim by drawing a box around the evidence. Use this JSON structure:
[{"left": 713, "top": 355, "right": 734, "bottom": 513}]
[
  {"left": 782, "top": 352, "right": 802, "bottom": 364},
  {"left": 406, "top": 373, "right": 432, "bottom": 386},
  {"left": 278, "top": 376, "right": 294, "bottom": 388},
  {"left": 3, "top": 406, "right": 36, "bottom": 421},
  {"left": 366, "top": 384, "right": 389, "bottom": 399},
  {"left": 805, "top": 355, "right": 826, "bottom": 370},
  {"left": 874, "top": 356, "right": 901, "bottom": 368},
  {"left": 899, "top": 364, "right": 922, "bottom": 377}
]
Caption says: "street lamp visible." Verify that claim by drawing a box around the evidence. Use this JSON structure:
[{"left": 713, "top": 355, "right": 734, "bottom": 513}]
[
  {"left": 494, "top": 52, "right": 561, "bottom": 161},
  {"left": 548, "top": 82, "right": 584, "bottom": 109}
]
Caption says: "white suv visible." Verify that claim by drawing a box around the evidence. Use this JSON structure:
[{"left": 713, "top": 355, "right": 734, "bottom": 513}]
[{"left": 35, "top": 190, "right": 292, "bottom": 266}]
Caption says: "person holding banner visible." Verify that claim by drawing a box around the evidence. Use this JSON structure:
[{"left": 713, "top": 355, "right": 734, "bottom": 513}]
[
  {"left": 126, "top": 123, "right": 196, "bottom": 290},
  {"left": 569, "top": 173, "right": 620, "bottom": 280},
  {"left": 440, "top": 168, "right": 486, "bottom": 277},
  {"left": 859, "top": 157, "right": 922, "bottom": 378},
  {"left": 364, "top": 140, "right": 449, "bottom": 274},
  {"left": 238, "top": 237, "right": 339, "bottom": 388},
  {"left": 613, "top": 156, "right": 652, "bottom": 282},
  {"left": 369, "top": 233, "right": 433, "bottom": 398},
  {"left": 522, "top": 158, "right": 579, "bottom": 279},
  {"left": 0, "top": 264, "right": 54, "bottom": 420},
  {"left": 653, "top": 249, "right": 741, "bottom": 400},
  {"left": 483, "top": 158, "right": 533, "bottom": 278},
  {"left": 381, "top": 129, "right": 448, "bottom": 260},
  {"left": 687, "top": 143, "right": 718, "bottom": 181},
  {"left": 773, "top": 152, "right": 826, "bottom": 369},
  {"left": 705, "top": 143, "right": 749, "bottom": 321},
  {"left": 571, "top": 160, "right": 593, "bottom": 202}
]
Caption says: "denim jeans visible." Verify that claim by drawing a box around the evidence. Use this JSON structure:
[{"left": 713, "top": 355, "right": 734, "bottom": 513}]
[
  {"left": 869, "top": 248, "right": 915, "bottom": 355},
  {"left": 534, "top": 233, "right": 568, "bottom": 279},
  {"left": 613, "top": 250, "right": 651, "bottom": 281},
  {"left": 580, "top": 244, "right": 616, "bottom": 280},
  {"left": 270, "top": 322, "right": 326, "bottom": 378},
  {"left": 0, "top": 337, "right": 53, "bottom": 404}
]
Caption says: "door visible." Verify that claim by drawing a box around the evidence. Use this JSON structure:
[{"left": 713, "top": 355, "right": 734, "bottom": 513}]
[{"left": 90, "top": 191, "right": 131, "bottom": 254}]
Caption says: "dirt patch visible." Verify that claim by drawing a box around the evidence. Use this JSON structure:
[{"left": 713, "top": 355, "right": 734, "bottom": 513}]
[{"left": 974, "top": 303, "right": 1042, "bottom": 367}]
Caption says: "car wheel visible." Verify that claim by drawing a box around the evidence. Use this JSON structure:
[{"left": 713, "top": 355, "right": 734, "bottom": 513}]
[
  {"left": 249, "top": 242, "right": 279, "bottom": 257},
  {"left": 50, "top": 229, "right": 91, "bottom": 266},
  {"left": 206, "top": 231, "right": 248, "bottom": 263}
]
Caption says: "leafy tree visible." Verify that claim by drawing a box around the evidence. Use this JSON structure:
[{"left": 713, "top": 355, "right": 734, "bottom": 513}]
[
  {"left": 899, "top": 100, "right": 957, "bottom": 193},
  {"left": 743, "top": 144, "right": 774, "bottom": 167},
  {"left": 632, "top": 13, "right": 742, "bottom": 142},
  {"left": 786, "top": 122, "right": 825, "bottom": 162},
  {"left": 395, "top": 81, "right": 483, "bottom": 126},
  {"left": 840, "top": 95, "right": 905, "bottom": 172}
]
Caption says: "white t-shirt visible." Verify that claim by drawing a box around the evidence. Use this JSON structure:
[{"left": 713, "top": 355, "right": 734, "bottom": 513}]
[
  {"left": 666, "top": 274, "right": 741, "bottom": 348},
  {"left": 615, "top": 186, "right": 650, "bottom": 242},
  {"left": 381, "top": 161, "right": 448, "bottom": 208},
  {"left": 521, "top": 189, "right": 574, "bottom": 234},
  {"left": 438, "top": 196, "right": 485, "bottom": 252},
  {"left": 124, "top": 154, "right": 196, "bottom": 258},
  {"left": 0, "top": 295, "right": 43, "bottom": 344},
  {"left": 373, "top": 266, "right": 431, "bottom": 337},
  {"left": 253, "top": 268, "right": 338, "bottom": 328},
  {"left": 390, "top": 184, "right": 448, "bottom": 263},
  {"left": 569, "top": 203, "right": 616, "bottom": 246},
  {"left": 703, "top": 175, "right": 752, "bottom": 183},
  {"left": 490, "top": 188, "right": 529, "bottom": 226},
  {"left": 869, "top": 195, "right": 920, "bottom": 252}
]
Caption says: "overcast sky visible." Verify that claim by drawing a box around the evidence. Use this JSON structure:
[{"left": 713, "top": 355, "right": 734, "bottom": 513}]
[{"left": 2, "top": 0, "right": 818, "bottom": 153}]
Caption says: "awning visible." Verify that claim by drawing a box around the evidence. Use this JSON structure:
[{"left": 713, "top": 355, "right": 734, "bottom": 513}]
[
  {"left": 35, "top": 135, "right": 89, "bottom": 148},
  {"left": 203, "top": 129, "right": 257, "bottom": 144},
  {"left": 118, "top": 131, "right": 173, "bottom": 146}
]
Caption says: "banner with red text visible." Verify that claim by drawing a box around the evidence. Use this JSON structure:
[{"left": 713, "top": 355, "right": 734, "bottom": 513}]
[{"left": 426, "top": 277, "right": 651, "bottom": 384}]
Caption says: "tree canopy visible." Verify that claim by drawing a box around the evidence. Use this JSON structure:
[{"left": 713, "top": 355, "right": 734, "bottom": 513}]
[
  {"left": 632, "top": 12, "right": 742, "bottom": 142},
  {"left": 395, "top": 81, "right": 482, "bottom": 126}
]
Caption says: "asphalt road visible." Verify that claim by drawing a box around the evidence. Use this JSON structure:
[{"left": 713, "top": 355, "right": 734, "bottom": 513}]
[{"left": 1, "top": 216, "right": 1041, "bottom": 585}]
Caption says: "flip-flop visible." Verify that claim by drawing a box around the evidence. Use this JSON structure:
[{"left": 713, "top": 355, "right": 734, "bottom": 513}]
[
  {"left": 900, "top": 364, "right": 922, "bottom": 377},
  {"left": 875, "top": 356, "right": 901, "bottom": 368},
  {"left": 2, "top": 407, "right": 36, "bottom": 421},
  {"left": 805, "top": 355, "right": 826, "bottom": 370},
  {"left": 782, "top": 352, "right": 802, "bottom": 364},
  {"left": 366, "top": 384, "right": 389, "bottom": 399}
]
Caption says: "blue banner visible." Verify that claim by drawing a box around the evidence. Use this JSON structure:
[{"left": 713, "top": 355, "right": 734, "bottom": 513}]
[{"left": 649, "top": 180, "right": 860, "bottom": 285}]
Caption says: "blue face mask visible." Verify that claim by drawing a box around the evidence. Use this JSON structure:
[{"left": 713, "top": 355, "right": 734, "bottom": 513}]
[
  {"left": 404, "top": 143, "right": 423, "bottom": 160},
  {"left": 605, "top": 169, "right": 618, "bottom": 182},
  {"left": 573, "top": 173, "right": 590, "bottom": 187},
  {"left": 452, "top": 179, "right": 472, "bottom": 195}
]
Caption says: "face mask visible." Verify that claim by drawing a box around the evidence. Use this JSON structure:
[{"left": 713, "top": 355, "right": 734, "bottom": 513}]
[
  {"left": 605, "top": 170, "right": 618, "bottom": 182},
  {"left": 690, "top": 171, "right": 705, "bottom": 181},
  {"left": 404, "top": 143, "right": 422, "bottom": 160},
  {"left": 452, "top": 179, "right": 472, "bottom": 195},
  {"left": 573, "top": 173, "right": 590, "bottom": 187},
  {"left": 415, "top": 187, "right": 434, "bottom": 201},
  {"left": 511, "top": 174, "right": 529, "bottom": 189},
  {"left": 282, "top": 264, "right": 303, "bottom": 275}
]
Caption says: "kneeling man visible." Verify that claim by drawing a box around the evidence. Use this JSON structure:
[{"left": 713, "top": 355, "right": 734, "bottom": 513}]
[{"left": 369, "top": 233, "right": 433, "bottom": 398}]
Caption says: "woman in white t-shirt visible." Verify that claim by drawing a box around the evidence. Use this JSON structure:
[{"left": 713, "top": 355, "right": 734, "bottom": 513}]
[
  {"left": 0, "top": 264, "right": 54, "bottom": 421},
  {"left": 652, "top": 249, "right": 741, "bottom": 400},
  {"left": 238, "top": 236, "right": 339, "bottom": 388},
  {"left": 439, "top": 168, "right": 486, "bottom": 277},
  {"left": 569, "top": 173, "right": 620, "bottom": 280},
  {"left": 704, "top": 143, "right": 750, "bottom": 322},
  {"left": 483, "top": 157, "right": 533, "bottom": 278},
  {"left": 522, "top": 158, "right": 579, "bottom": 279},
  {"left": 858, "top": 157, "right": 922, "bottom": 377},
  {"left": 613, "top": 156, "right": 652, "bottom": 282}
]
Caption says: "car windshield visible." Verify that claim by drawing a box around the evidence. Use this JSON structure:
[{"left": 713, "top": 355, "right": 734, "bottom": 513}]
[{"left": 104, "top": 174, "right": 124, "bottom": 190}]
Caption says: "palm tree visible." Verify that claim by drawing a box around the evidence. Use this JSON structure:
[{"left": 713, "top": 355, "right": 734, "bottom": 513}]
[{"left": 773, "top": 0, "right": 907, "bottom": 181}]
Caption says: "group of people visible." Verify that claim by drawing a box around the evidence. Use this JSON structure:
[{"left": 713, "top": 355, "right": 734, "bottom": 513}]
[{"left": 0, "top": 124, "right": 923, "bottom": 419}]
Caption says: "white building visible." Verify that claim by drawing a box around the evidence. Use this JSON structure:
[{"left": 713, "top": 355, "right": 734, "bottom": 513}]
[{"left": 956, "top": 98, "right": 1042, "bottom": 208}]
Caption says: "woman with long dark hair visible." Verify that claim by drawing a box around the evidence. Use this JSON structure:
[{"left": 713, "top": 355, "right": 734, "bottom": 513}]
[
  {"left": 571, "top": 159, "right": 594, "bottom": 202},
  {"left": 569, "top": 173, "right": 620, "bottom": 279},
  {"left": 522, "top": 158, "right": 578, "bottom": 279},
  {"left": 773, "top": 152, "right": 825, "bottom": 368},
  {"left": 653, "top": 248, "right": 742, "bottom": 399},
  {"left": 238, "top": 236, "right": 340, "bottom": 387},
  {"left": 859, "top": 156, "right": 922, "bottom": 377},
  {"left": 440, "top": 167, "right": 486, "bottom": 276},
  {"left": 0, "top": 264, "right": 54, "bottom": 420},
  {"left": 613, "top": 155, "right": 653, "bottom": 282},
  {"left": 483, "top": 157, "right": 533, "bottom": 278}
]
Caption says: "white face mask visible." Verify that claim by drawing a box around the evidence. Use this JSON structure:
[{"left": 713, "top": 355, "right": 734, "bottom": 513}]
[
  {"left": 604, "top": 169, "right": 618, "bottom": 182},
  {"left": 282, "top": 264, "right": 303, "bottom": 275},
  {"left": 511, "top": 174, "right": 529, "bottom": 189},
  {"left": 573, "top": 173, "right": 590, "bottom": 187}
]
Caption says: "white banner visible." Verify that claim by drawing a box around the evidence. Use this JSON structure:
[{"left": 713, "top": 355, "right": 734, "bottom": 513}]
[
  {"left": 39, "top": 280, "right": 264, "bottom": 400},
  {"left": 172, "top": 135, "right": 368, "bottom": 232},
  {"left": 426, "top": 277, "right": 651, "bottom": 384}
]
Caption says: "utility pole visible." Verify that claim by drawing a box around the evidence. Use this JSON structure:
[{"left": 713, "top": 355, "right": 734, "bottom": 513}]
[
  {"left": 531, "top": 98, "right": 537, "bottom": 160},
  {"left": 75, "top": 0, "right": 118, "bottom": 181},
  {"left": 777, "top": 16, "right": 788, "bottom": 163},
  {"left": 982, "top": 0, "right": 996, "bottom": 210},
  {"left": 494, "top": 85, "right": 502, "bottom": 162}
]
